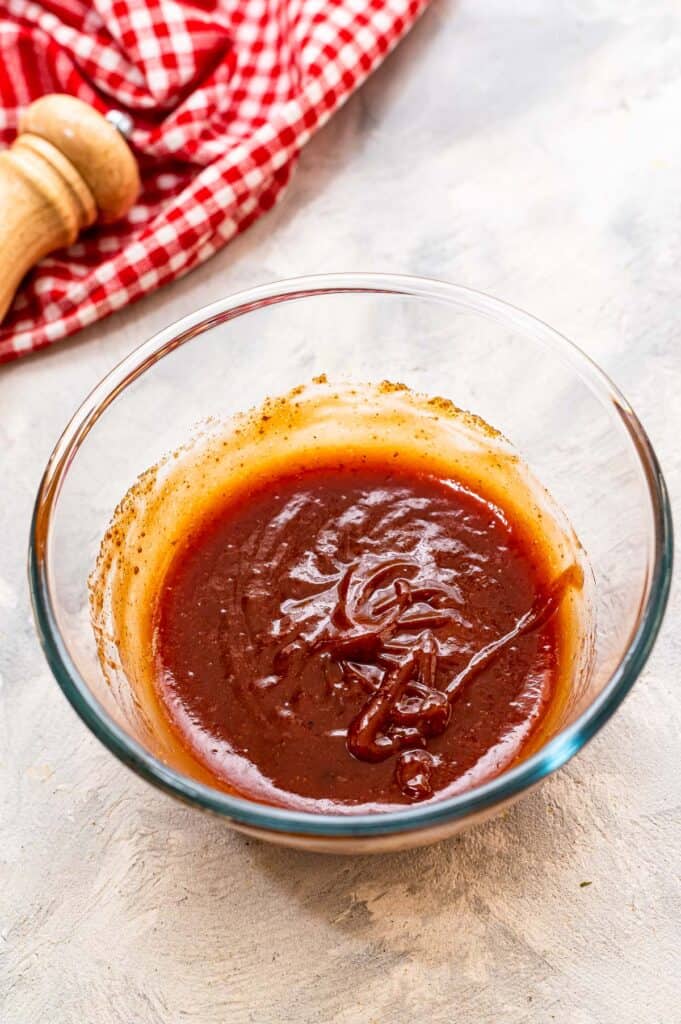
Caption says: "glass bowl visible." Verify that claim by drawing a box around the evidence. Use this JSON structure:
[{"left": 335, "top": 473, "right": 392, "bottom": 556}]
[{"left": 29, "top": 274, "right": 673, "bottom": 853}]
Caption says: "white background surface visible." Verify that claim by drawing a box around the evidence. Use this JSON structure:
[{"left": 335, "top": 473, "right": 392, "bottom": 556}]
[{"left": 1, "top": 1, "right": 680, "bottom": 1020}]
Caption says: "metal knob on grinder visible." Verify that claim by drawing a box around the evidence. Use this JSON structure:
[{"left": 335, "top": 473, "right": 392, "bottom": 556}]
[{"left": 0, "top": 94, "right": 140, "bottom": 326}]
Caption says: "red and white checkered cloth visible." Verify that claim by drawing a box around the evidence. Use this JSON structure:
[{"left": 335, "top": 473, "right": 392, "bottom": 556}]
[{"left": 0, "top": 0, "right": 427, "bottom": 362}]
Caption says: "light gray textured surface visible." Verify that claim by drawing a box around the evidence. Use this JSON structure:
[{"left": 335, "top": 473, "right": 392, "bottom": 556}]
[{"left": 1, "top": 1, "right": 680, "bottom": 1020}]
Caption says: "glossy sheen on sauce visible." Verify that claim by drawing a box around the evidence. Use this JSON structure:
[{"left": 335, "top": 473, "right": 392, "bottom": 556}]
[{"left": 154, "top": 463, "right": 576, "bottom": 812}]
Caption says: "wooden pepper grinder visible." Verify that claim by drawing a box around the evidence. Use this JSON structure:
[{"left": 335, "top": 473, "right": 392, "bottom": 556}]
[{"left": 0, "top": 94, "right": 140, "bottom": 326}]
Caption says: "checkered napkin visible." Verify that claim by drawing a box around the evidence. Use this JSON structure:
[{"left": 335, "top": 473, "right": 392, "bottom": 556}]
[{"left": 0, "top": 0, "right": 426, "bottom": 362}]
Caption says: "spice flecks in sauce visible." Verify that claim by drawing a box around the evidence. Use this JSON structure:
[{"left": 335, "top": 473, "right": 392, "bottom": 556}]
[{"left": 91, "top": 380, "right": 588, "bottom": 814}]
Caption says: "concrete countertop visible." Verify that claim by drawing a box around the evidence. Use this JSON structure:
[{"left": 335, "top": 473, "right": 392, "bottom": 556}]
[{"left": 2, "top": 2, "right": 679, "bottom": 1020}]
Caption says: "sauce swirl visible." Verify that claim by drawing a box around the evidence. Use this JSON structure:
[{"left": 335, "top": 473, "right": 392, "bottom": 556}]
[{"left": 153, "top": 462, "right": 580, "bottom": 810}]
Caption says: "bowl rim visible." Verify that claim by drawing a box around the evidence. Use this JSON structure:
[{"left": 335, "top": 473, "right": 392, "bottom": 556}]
[{"left": 29, "top": 273, "right": 674, "bottom": 837}]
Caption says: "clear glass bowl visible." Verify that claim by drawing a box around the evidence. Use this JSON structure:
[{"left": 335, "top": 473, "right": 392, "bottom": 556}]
[{"left": 29, "top": 274, "right": 673, "bottom": 853}]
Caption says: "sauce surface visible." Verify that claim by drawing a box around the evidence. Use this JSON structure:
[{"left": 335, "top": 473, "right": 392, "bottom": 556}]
[{"left": 153, "top": 461, "right": 577, "bottom": 812}]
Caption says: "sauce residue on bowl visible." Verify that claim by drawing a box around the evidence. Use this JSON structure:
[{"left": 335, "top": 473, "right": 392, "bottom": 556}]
[{"left": 91, "top": 379, "right": 591, "bottom": 813}]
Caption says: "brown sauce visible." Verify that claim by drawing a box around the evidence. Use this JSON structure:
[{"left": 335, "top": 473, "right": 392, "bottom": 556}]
[{"left": 153, "top": 460, "right": 580, "bottom": 812}]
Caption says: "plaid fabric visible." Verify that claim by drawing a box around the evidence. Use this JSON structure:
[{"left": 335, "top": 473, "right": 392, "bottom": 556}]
[{"left": 0, "top": 0, "right": 427, "bottom": 362}]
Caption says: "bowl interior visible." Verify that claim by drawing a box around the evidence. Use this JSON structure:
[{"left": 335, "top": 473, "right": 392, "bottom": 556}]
[{"left": 31, "top": 276, "right": 671, "bottom": 837}]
